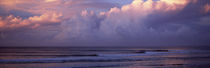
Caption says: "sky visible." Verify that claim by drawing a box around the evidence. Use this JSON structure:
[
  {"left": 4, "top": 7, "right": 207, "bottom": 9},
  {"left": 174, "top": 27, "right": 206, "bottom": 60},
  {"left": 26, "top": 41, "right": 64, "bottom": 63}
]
[{"left": 0, "top": 0, "right": 210, "bottom": 47}]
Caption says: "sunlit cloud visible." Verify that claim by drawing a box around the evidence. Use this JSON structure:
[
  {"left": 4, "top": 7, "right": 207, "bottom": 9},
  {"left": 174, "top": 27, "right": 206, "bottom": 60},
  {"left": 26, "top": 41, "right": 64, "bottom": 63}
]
[
  {"left": 0, "top": 12, "right": 62, "bottom": 30},
  {"left": 204, "top": 4, "right": 210, "bottom": 13},
  {"left": 45, "top": 0, "right": 57, "bottom": 2},
  {"left": 55, "top": 0, "right": 191, "bottom": 40},
  {"left": 0, "top": 0, "right": 210, "bottom": 46}
]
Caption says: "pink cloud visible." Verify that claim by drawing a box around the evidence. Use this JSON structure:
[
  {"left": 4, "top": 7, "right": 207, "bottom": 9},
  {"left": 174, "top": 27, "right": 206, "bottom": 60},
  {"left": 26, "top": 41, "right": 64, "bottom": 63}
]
[
  {"left": 204, "top": 4, "right": 210, "bottom": 13},
  {"left": 0, "top": 12, "right": 62, "bottom": 30},
  {"left": 105, "top": 0, "right": 189, "bottom": 15},
  {"left": 45, "top": 0, "right": 57, "bottom": 2}
]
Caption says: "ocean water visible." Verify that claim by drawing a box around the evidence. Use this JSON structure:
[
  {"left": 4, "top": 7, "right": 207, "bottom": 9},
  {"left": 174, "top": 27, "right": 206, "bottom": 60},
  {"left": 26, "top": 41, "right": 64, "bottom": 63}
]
[{"left": 0, "top": 47, "right": 210, "bottom": 68}]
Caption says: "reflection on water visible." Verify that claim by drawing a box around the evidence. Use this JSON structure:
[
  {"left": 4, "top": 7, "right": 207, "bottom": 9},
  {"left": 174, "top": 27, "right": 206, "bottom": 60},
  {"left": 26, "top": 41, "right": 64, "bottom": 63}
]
[{"left": 0, "top": 47, "right": 210, "bottom": 68}]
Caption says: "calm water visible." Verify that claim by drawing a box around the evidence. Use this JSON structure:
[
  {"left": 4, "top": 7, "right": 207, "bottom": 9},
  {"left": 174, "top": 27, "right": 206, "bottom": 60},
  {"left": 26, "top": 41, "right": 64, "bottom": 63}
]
[{"left": 0, "top": 47, "right": 210, "bottom": 68}]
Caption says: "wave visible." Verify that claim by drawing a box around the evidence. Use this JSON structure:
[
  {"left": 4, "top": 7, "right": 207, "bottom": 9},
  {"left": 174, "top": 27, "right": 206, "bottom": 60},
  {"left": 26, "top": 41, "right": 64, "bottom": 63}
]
[
  {"left": 0, "top": 56, "right": 144, "bottom": 63},
  {"left": 97, "top": 54, "right": 145, "bottom": 57},
  {"left": 0, "top": 52, "right": 169, "bottom": 63},
  {"left": 0, "top": 54, "right": 98, "bottom": 57}
]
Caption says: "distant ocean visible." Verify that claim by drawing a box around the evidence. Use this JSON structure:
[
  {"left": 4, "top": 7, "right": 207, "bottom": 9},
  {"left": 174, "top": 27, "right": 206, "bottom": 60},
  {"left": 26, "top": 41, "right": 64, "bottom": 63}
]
[{"left": 0, "top": 47, "right": 210, "bottom": 68}]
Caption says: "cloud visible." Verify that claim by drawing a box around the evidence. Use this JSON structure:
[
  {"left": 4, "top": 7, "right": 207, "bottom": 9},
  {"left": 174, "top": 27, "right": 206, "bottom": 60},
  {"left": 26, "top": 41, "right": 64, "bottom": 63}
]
[
  {"left": 0, "top": 0, "right": 119, "bottom": 30},
  {"left": 0, "top": 0, "right": 120, "bottom": 15},
  {"left": 0, "top": 12, "right": 62, "bottom": 31},
  {"left": 0, "top": 0, "right": 210, "bottom": 47},
  {"left": 45, "top": 0, "right": 57, "bottom": 2},
  {"left": 204, "top": 4, "right": 210, "bottom": 13},
  {"left": 54, "top": 0, "right": 205, "bottom": 46}
]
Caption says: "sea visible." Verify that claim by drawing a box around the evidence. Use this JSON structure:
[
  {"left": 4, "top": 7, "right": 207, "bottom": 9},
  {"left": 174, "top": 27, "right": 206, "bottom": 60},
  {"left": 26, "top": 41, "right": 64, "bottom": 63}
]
[{"left": 0, "top": 47, "right": 210, "bottom": 68}]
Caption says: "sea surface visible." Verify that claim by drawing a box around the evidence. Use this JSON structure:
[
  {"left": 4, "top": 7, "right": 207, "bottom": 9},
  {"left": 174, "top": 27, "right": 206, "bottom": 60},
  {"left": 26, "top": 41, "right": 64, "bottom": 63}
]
[{"left": 0, "top": 47, "right": 210, "bottom": 68}]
